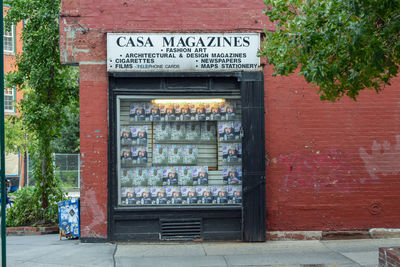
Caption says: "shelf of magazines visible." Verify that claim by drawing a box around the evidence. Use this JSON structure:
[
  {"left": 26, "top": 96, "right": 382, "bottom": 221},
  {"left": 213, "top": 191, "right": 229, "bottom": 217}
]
[
  {"left": 120, "top": 120, "right": 243, "bottom": 165},
  {"left": 120, "top": 157, "right": 243, "bottom": 206},
  {"left": 128, "top": 99, "right": 238, "bottom": 123},
  {"left": 118, "top": 99, "right": 243, "bottom": 206}
]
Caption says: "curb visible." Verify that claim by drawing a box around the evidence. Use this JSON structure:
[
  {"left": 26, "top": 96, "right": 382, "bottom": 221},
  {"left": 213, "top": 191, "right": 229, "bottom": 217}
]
[{"left": 6, "top": 226, "right": 59, "bottom": 236}]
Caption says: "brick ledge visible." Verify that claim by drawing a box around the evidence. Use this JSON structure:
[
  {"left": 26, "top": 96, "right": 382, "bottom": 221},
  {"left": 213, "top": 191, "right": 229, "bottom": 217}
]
[
  {"left": 267, "top": 229, "right": 400, "bottom": 241},
  {"left": 6, "top": 226, "right": 59, "bottom": 236}
]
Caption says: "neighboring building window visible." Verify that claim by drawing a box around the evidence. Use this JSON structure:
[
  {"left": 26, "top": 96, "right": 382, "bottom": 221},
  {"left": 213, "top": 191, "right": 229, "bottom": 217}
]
[
  {"left": 3, "top": 24, "right": 14, "bottom": 53},
  {"left": 4, "top": 88, "right": 14, "bottom": 112}
]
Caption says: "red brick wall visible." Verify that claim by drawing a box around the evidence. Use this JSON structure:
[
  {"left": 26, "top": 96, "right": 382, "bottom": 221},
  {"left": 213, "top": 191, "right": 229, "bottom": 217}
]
[
  {"left": 61, "top": 0, "right": 272, "bottom": 32},
  {"left": 59, "top": 0, "right": 400, "bottom": 238},
  {"left": 264, "top": 67, "right": 400, "bottom": 231},
  {"left": 78, "top": 64, "right": 108, "bottom": 238}
]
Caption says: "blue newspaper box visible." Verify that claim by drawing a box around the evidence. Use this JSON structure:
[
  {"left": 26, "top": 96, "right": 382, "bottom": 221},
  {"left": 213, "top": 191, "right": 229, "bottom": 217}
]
[{"left": 58, "top": 198, "right": 80, "bottom": 239}]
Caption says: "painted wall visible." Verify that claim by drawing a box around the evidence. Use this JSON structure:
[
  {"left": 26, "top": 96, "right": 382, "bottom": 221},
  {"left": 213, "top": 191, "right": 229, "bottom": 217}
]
[{"left": 59, "top": 0, "right": 400, "bottom": 239}]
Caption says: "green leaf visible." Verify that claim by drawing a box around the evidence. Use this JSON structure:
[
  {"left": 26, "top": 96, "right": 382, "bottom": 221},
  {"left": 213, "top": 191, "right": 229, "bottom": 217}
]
[
  {"left": 4, "top": 0, "right": 79, "bottom": 217},
  {"left": 260, "top": 0, "right": 400, "bottom": 101}
]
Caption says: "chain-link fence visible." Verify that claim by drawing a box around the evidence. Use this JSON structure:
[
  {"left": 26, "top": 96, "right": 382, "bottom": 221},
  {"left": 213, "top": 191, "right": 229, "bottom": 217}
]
[{"left": 27, "top": 153, "right": 80, "bottom": 189}]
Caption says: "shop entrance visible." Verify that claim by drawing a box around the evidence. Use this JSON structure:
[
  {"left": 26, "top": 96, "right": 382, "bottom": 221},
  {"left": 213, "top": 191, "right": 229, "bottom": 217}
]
[{"left": 108, "top": 72, "right": 265, "bottom": 241}]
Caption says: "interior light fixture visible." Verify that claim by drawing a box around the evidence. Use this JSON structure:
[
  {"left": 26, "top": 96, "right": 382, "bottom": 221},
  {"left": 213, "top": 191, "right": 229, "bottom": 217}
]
[{"left": 152, "top": 98, "right": 225, "bottom": 104}]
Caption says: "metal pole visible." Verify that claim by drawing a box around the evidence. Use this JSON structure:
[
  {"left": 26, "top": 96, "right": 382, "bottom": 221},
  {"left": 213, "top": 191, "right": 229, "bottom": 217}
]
[{"left": 0, "top": 1, "right": 7, "bottom": 266}]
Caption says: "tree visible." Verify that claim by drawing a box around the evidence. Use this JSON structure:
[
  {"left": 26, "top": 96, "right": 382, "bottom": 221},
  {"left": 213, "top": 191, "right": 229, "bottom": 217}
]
[
  {"left": 5, "top": 0, "right": 79, "bottom": 214},
  {"left": 4, "top": 117, "right": 28, "bottom": 154},
  {"left": 260, "top": 0, "right": 400, "bottom": 101}
]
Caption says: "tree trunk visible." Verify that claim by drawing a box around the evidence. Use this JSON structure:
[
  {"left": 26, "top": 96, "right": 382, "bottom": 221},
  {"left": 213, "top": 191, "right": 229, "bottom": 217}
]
[
  {"left": 39, "top": 137, "right": 53, "bottom": 211},
  {"left": 41, "top": 154, "right": 49, "bottom": 210}
]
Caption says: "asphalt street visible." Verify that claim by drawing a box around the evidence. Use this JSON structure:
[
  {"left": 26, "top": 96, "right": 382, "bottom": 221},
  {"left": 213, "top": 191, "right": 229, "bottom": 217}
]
[{"left": 3, "top": 234, "right": 400, "bottom": 266}]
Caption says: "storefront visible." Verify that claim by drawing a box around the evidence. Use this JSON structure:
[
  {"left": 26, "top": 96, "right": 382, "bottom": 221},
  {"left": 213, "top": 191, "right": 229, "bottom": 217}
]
[
  {"left": 107, "top": 33, "right": 265, "bottom": 241},
  {"left": 60, "top": 0, "right": 400, "bottom": 243}
]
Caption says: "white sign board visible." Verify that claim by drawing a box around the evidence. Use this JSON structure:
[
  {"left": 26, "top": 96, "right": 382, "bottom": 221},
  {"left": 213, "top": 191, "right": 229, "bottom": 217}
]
[{"left": 107, "top": 33, "right": 260, "bottom": 72}]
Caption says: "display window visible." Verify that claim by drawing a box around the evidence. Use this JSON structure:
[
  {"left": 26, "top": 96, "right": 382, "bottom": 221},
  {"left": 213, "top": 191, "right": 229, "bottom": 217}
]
[{"left": 117, "top": 97, "right": 242, "bottom": 206}]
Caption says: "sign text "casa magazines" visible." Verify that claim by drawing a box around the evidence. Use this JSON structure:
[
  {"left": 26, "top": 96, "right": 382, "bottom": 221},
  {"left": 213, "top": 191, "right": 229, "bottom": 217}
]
[{"left": 116, "top": 36, "right": 251, "bottom": 48}]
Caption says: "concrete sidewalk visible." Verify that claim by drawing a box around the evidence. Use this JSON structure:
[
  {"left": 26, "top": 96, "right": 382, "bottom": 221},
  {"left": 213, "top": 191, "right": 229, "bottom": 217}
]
[{"left": 3, "top": 234, "right": 400, "bottom": 266}]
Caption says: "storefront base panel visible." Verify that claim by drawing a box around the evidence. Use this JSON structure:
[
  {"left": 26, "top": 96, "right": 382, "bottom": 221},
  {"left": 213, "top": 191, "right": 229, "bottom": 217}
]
[{"left": 110, "top": 207, "right": 242, "bottom": 241}]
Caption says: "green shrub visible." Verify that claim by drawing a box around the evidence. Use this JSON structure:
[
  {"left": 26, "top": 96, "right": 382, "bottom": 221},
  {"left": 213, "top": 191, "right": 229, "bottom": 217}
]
[
  {"left": 55, "top": 170, "right": 79, "bottom": 188},
  {"left": 6, "top": 185, "right": 66, "bottom": 227}
]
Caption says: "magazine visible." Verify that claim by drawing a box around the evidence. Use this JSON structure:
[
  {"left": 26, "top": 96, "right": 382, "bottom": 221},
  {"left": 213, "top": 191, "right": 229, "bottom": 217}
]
[
  {"left": 149, "top": 104, "right": 161, "bottom": 121},
  {"left": 120, "top": 148, "right": 133, "bottom": 167},
  {"left": 222, "top": 166, "right": 242, "bottom": 185},
  {"left": 182, "top": 186, "right": 200, "bottom": 204},
  {"left": 132, "top": 146, "right": 148, "bottom": 164},
  {"left": 208, "top": 104, "right": 221, "bottom": 121},
  {"left": 222, "top": 143, "right": 242, "bottom": 163},
  {"left": 224, "top": 101, "right": 236, "bottom": 120},
  {"left": 120, "top": 126, "right": 132, "bottom": 146},
  {"left": 213, "top": 185, "right": 229, "bottom": 204},
  {"left": 164, "top": 104, "right": 177, "bottom": 121},
  {"left": 189, "top": 103, "right": 197, "bottom": 121},
  {"left": 144, "top": 102, "right": 152, "bottom": 121},
  {"left": 153, "top": 186, "right": 169, "bottom": 205},
  {"left": 120, "top": 168, "right": 134, "bottom": 187},
  {"left": 155, "top": 122, "right": 171, "bottom": 141},
  {"left": 198, "top": 186, "right": 214, "bottom": 204},
  {"left": 179, "top": 166, "right": 194, "bottom": 186},
  {"left": 162, "top": 166, "right": 179, "bottom": 186},
  {"left": 159, "top": 104, "right": 167, "bottom": 121},
  {"left": 131, "top": 126, "right": 148, "bottom": 145},
  {"left": 148, "top": 167, "right": 163, "bottom": 186},
  {"left": 122, "top": 187, "right": 138, "bottom": 205},
  {"left": 233, "top": 121, "right": 243, "bottom": 140},
  {"left": 129, "top": 102, "right": 146, "bottom": 122},
  {"left": 183, "top": 145, "right": 198, "bottom": 164},
  {"left": 228, "top": 185, "right": 242, "bottom": 204},
  {"left": 192, "top": 166, "right": 209, "bottom": 186},
  {"left": 153, "top": 144, "right": 168, "bottom": 164},
  {"left": 170, "top": 122, "right": 186, "bottom": 140},
  {"left": 132, "top": 168, "right": 148, "bottom": 186},
  {"left": 195, "top": 104, "right": 206, "bottom": 121},
  {"left": 186, "top": 122, "right": 201, "bottom": 140},
  {"left": 168, "top": 145, "right": 185, "bottom": 164},
  {"left": 179, "top": 103, "right": 191, "bottom": 121},
  {"left": 137, "top": 187, "right": 153, "bottom": 205},
  {"left": 218, "top": 122, "right": 235, "bottom": 141},
  {"left": 201, "top": 122, "right": 217, "bottom": 141}
]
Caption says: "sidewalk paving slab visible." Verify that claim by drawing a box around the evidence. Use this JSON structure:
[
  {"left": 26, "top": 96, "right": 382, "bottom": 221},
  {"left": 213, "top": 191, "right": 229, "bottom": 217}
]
[
  {"left": 115, "top": 243, "right": 205, "bottom": 257},
  {"left": 340, "top": 251, "right": 378, "bottom": 266},
  {"left": 321, "top": 238, "right": 400, "bottom": 266},
  {"left": 224, "top": 251, "right": 357, "bottom": 266},
  {"left": 2, "top": 234, "right": 400, "bottom": 267},
  {"left": 202, "top": 240, "right": 331, "bottom": 255},
  {"left": 3, "top": 234, "right": 115, "bottom": 267},
  {"left": 116, "top": 255, "right": 227, "bottom": 267},
  {"left": 321, "top": 238, "right": 400, "bottom": 252}
]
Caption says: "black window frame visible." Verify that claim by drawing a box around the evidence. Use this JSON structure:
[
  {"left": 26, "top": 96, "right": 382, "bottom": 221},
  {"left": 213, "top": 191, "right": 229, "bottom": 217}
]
[{"left": 106, "top": 71, "right": 266, "bottom": 242}]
